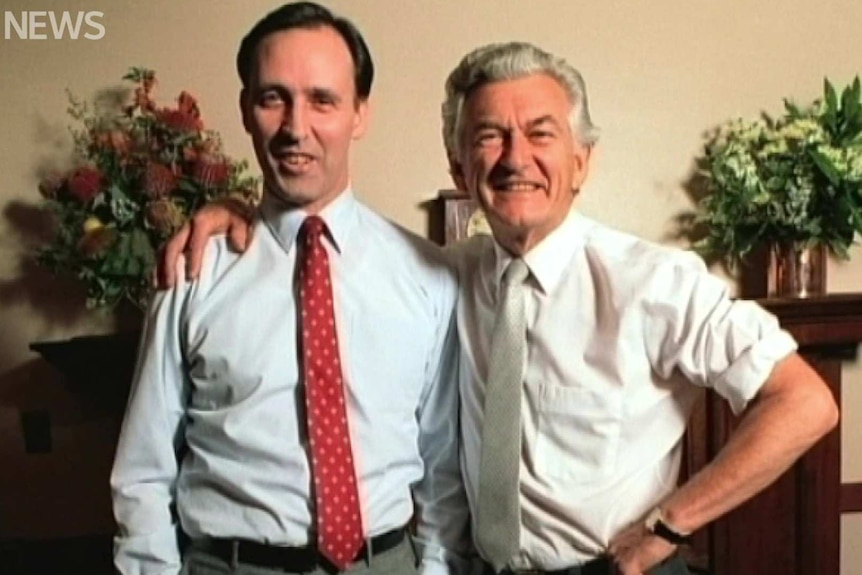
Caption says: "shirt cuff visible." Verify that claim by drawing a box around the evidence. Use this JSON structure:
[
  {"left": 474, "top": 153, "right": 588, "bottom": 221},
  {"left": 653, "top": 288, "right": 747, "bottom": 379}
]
[
  {"left": 113, "top": 524, "right": 182, "bottom": 575},
  {"left": 713, "top": 329, "right": 798, "bottom": 414},
  {"left": 414, "top": 536, "right": 472, "bottom": 575}
]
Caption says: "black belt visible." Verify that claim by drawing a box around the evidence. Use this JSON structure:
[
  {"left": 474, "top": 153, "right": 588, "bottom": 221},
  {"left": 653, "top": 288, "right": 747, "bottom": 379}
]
[
  {"left": 193, "top": 527, "right": 406, "bottom": 571},
  {"left": 484, "top": 557, "right": 612, "bottom": 575}
]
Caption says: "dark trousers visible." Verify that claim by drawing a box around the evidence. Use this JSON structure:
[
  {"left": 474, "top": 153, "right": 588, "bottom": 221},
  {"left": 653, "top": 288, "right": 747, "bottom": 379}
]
[
  {"left": 182, "top": 535, "right": 419, "bottom": 575},
  {"left": 484, "top": 554, "right": 690, "bottom": 575},
  {"left": 648, "top": 555, "right": 691, "bottom": 575}
]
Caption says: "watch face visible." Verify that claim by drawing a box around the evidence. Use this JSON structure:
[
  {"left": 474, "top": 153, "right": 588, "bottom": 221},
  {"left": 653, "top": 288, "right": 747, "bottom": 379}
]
[
  {"left": 466, "top": 209, "right": 492, "bottom": 237},
  {"left": 644, "top": 508, "right": 691, "bottom": 545}
]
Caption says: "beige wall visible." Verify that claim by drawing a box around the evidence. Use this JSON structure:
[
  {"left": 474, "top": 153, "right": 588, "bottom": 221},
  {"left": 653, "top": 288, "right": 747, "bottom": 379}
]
[{"left": 1, "top": 0, "right": 860, "bottom": 566}]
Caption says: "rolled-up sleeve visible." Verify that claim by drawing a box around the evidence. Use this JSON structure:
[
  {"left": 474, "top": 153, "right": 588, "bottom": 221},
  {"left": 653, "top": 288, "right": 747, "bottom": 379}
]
[{"left": 643, "top": 255, "right": 797, "bottom": 414}]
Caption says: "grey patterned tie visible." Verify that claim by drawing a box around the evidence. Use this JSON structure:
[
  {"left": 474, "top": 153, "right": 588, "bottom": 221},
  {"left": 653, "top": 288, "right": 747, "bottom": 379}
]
[{"left": 476, "top": 258, "right": 530, "bottom": 572}]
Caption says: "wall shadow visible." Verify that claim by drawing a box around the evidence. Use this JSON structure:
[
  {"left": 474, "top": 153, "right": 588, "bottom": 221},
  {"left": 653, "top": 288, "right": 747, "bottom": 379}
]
[
  {"left": 663, "top": 136, "right": 768, "bottom": 299},
  {"left": 1, "top": 199, "right": 95, "bottom": 327}
]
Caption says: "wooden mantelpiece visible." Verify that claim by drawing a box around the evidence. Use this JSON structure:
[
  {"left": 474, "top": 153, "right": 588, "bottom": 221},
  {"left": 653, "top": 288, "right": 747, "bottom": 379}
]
[
  {"left": 701, "top": 293, "right": 862, "bottom": 575},
  {"left": 764, "top": 292, "right": 862, "bottom": 350}
]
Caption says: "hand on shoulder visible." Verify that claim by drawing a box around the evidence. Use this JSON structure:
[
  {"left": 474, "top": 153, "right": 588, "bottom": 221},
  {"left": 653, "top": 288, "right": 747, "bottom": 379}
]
[{"left": 156, "top": 198, "right": 255, "bottom": 288}]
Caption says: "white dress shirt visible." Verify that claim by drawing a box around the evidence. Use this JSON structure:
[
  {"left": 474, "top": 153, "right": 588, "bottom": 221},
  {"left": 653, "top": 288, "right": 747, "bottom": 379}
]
[
  {"left": 111, "top": 190, "right": 469, "bottom": 575},
  {"left": 453, "top": 207, "right": 797, "bottom": 569}
]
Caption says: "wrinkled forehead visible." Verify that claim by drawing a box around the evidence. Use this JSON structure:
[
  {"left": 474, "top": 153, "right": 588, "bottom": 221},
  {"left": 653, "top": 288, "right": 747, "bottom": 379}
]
[{"left": 461, "top": 73, "right": 573, "bottom": 126}]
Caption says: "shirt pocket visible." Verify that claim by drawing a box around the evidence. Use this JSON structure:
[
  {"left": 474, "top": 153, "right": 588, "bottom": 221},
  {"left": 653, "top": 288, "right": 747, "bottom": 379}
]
[{"left": 535, "top": 382, "right": 622, "bottom": 483}]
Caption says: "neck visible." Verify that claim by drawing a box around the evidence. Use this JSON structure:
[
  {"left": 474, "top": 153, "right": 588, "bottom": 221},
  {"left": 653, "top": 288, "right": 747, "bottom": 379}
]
[
  {"left": 492, "top": 212, "right": 571, "bottom": 257},
  {"left": 496, "top": 230, "right": 544, "bottom": 257}
]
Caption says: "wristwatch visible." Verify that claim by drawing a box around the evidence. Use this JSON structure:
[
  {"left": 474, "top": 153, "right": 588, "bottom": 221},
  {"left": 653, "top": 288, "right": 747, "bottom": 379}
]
[{"left": 644, "top": 507, "right": 693, "bottom": 546}]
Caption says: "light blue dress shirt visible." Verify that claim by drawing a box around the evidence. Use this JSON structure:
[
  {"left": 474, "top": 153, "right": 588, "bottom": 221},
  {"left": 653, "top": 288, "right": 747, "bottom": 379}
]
[{"left": 111, "top": 190, "right": 469, "bottom": 575}]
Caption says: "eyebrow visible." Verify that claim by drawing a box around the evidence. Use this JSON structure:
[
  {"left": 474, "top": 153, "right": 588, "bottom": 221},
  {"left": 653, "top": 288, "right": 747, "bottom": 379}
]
[
  {"left": 308, "top": 87, "right": 342, "bottom": 103},
  {"left": 252, "top": 84, "right": 343, "bottom": 104},
  {"left": 525, "top": 115, "right": 563, "bottom": 130},
  {"left": 471, "top": 120, "right": 506, "bottom": 133},
  {"left": 470, "top": 114, "right": 564, "bottom": 136}
]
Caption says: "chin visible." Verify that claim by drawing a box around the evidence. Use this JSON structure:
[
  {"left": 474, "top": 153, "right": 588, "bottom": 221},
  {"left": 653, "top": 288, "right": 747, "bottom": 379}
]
[
  {"left": 264, "top": 183, "right": 307, "bottom": 206},
  {"left": 494, "top": 207, "right": 544, "bottom": 229}
]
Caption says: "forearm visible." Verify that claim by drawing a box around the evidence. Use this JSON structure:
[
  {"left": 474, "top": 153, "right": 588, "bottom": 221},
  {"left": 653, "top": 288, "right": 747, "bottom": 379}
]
[
  {"left": 660, "top": 354, "right": 838, "bottom": 534},
  {"left": 610, "top": 354, "right": 837, "bottom": 574}
]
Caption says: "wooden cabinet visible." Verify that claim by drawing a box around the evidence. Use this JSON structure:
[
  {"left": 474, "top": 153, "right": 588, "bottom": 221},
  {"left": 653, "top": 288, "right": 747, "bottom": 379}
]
[{"left": 697, "top": 293, "right": 862, "bottom": 575}]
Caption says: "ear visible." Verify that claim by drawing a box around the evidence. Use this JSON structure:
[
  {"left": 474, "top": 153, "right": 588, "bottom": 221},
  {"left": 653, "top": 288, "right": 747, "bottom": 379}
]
[
  {"left": 352, "top": 99, "right": 371, "bottom": 140},
  {"left": 448, "top": 156, "right": 468, "bottom": 192},
  {"left": 571, "top": 142, "right": 592, "bottom": 191},
  {"left": 239, "top": 88, "right": 253, "bottom": 134}
]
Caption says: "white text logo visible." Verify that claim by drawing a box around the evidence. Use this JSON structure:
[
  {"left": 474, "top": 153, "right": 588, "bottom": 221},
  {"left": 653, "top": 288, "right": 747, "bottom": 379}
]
[{"left": 4, "top": 11, "right": 105, "bottom": 40}]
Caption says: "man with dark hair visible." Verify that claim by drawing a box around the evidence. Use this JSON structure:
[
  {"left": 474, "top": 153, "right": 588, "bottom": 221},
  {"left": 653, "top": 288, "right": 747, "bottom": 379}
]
[
  {"left": 235, "top": 1, "right": 374, "bottom": 97},
  {"left": 111, "top": 4, "right": 469, "bottom": 575}
]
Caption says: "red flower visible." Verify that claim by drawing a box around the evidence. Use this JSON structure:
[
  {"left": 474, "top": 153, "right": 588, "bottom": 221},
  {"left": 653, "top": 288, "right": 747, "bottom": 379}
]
[
  {"left": 177, "top": 91, "right": 201, "bottom": 118},
  {"left": 67, "top": 166, "right": 102, "bottom": 203},
  {"left": 183, "top": 138, "right": 218, "bottom": 163},
  {"left": 143, "top": 161, "right": 177, "bottom": 198},
  {"left": 156, "top": 91, "right": 203, "bottom": 133},
  {"left": 156, "top": 108, "right": 203, "bottom": 132},
  {"left": 192, "top": 155, "right": 230, "bottom": 189}
]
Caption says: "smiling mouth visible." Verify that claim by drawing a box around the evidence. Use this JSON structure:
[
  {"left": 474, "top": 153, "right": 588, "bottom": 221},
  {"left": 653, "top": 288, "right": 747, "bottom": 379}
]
[
  {"left": 492, "top": 181, "right": 543, "bottom": 192},
  {"left": 276, "top": 152, "right": 315, "bottom": 172}
]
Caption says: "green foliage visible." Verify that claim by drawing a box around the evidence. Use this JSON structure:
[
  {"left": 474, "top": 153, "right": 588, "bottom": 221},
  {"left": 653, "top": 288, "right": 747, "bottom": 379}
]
[
  {"left": 36, "top": 68, "right": 259, "bottom": 309},
  {"left": 693, "top": 77, "right": 862, "bottom": 267}
]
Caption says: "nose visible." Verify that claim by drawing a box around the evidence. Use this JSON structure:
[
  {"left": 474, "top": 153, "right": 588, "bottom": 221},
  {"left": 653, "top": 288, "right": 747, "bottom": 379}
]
[
  {"left": 280, "top": 102, "right": 308, "bottom": 140},
  {"left": 500, "top": 131, "right": 530, "bottom": 171}
]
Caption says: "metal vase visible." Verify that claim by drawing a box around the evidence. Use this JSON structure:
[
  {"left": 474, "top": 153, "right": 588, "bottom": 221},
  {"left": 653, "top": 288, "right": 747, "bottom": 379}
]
[{"left": 768, "top": 242, "right": 826, "bottom": 298}]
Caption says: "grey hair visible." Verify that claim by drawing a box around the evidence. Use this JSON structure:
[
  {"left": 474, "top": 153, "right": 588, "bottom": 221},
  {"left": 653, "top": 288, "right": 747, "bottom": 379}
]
[{"left": 441, "top": 42, "right": 599, "bottom": 159}]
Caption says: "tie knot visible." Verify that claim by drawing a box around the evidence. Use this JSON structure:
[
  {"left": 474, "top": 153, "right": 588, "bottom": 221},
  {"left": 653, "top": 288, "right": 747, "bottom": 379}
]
[
  {"left": 301, "top": 215, "right": 327, "bottom": 242},
  {"left": 502, "top": 258, "right": 529, "bottom": 287}
]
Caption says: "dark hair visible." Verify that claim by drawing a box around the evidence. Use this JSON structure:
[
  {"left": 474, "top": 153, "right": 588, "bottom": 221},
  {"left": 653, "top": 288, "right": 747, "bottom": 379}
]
[{"left": 236, "top": 1, "right": 374, "bottom": 99}]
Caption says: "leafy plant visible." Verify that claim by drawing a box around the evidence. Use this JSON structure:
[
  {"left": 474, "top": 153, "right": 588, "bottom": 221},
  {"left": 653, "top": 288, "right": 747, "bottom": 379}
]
[
  {"left": 692, "top": 77, "right": 862, "bottom": 268},
  {"left": 36, "top": 68, "right": 259, "bottom": 309}
]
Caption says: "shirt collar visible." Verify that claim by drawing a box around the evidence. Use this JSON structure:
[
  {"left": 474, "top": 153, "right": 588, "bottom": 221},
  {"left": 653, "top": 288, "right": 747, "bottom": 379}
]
[
  {"left": 260, "top": 187, "right": 357, "bottom": 254},
  {"left": 492, "top": 205, "right": 592, "bottom": 295}
]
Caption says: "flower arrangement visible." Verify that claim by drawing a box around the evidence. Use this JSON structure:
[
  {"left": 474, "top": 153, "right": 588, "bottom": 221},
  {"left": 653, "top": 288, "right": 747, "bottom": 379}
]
[
  {"left": 692, "top": 77, "right": 862, "bottom": 268},
  {"left": 37, "top": 68, "right": 258, "bottom": 309}
]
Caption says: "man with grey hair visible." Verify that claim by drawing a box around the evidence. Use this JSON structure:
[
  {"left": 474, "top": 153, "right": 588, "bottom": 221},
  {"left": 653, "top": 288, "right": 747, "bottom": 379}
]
[
  {"left": 441, "top": 42, "right": 599, "bottom": 161},
  {"left": 442, "top": 41, "right": 836, "bottom": 575},
  {"left": 159, "top": 40, "right": 838, "bottom": 575}
]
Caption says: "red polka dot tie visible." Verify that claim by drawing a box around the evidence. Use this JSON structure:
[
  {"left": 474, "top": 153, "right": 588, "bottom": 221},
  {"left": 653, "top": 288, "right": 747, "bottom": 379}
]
[{"left": 299, "top": 216, "right": 364, "bottom": 570}]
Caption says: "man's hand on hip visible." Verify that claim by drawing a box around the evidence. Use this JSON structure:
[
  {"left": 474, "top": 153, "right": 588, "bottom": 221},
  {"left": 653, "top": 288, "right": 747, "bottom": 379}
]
[{"left": 607, "top": 521, "right": 676, "bottom": 575}]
